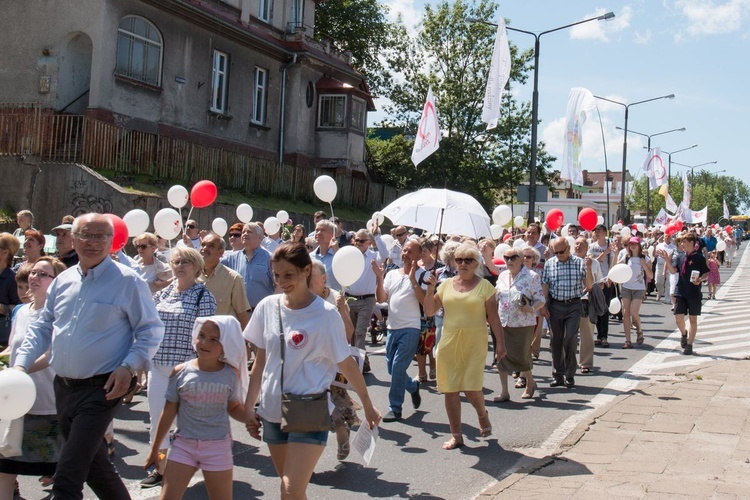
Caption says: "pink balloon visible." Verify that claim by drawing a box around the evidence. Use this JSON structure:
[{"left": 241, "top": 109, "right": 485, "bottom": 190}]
[{"left": 190, "top": 180, "right": 218, "bottom": 208}]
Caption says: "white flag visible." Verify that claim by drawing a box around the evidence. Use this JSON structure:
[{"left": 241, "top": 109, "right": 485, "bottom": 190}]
[
  {"left": 723, "top": 198, "right": 730, "bottom": 219},
  {"left": 482, "top": 17, "right": 511, "bottom": 130},
  {"left": 561, "top": 88, "right": 596, "bottom": 186},
  {"left": 642, "top": 147, "right": 667, "bottom": 189},
  {"left": 666, "top": 192, "right": 678, "bottom": 213},
  {"left": 682, "top": 170, "right": 691, "bottom": 208},
  {"left": 411, "top": 86, "right": 441, "bottom": 168},
  {"left": 684, "top": 206, "right": 708, "bottom": 224},
  {"left": 654, "top": 208, "right": 669, "bottom": 226}
]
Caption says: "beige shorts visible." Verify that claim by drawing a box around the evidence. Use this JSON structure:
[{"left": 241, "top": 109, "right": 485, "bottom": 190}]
[{"left": 621, "top": 288, "right": 645, "bottom": 301}]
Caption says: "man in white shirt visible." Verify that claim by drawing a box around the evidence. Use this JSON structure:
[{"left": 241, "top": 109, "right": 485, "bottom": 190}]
[
  {"left": 177, "top": 219, "right": 201, "bottom": 249},
  {"left": 374, "top": 239, "right": 425, "bottom": 422},
  {"left": 388, "top": 226, "right": 409, "bottom": 268}
]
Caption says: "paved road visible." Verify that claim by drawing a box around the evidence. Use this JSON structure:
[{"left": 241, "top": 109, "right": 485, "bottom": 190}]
[{"left": 15, "top": 242, "right": 748, "bottom": 499}]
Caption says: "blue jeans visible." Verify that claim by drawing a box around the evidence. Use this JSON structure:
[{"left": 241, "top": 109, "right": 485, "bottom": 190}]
[{"left": 385, "top": 327, "right": 420, "bottom": 413}]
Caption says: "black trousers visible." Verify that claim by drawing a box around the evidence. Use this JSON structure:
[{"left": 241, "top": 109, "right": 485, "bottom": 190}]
[
  {"left": 53, "top": 374, "right": 134, "bottom": 500},
  {"left": 596, "top": 284, "right": 615, "bottom": 340},
  {"left": 548, "top": 300, "right": 583, "bottom": 380}
]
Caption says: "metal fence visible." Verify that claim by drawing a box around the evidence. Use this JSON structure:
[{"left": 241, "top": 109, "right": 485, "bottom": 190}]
[{"left": 0, "top": 103, "right": 400, "bottom": 210}]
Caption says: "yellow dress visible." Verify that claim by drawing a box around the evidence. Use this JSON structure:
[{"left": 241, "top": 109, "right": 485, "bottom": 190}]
[{"left": 436, "top": 278, "right": 496, "bottom": 392}]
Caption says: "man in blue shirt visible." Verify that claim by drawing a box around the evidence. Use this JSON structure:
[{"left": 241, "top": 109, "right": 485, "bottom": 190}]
[
  {"left": 310, "top": 219, "right": 341, "bottom": 291},
  {"left": 15, "top": 213, "right": 164, "bottom": 499},
  {"left": 221, "top": 222, "right": 275, "bottom": 310},
  {"left": 701, "top": 227, "right": 717, "bottom": 256}
]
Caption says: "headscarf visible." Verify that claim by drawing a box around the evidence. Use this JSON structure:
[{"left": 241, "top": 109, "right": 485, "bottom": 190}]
[{"left": 191, "top": 315, "right": 248, "bottom": 404}]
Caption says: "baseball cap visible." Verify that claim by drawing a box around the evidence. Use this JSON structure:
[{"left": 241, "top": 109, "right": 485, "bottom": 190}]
[
  {"left": 52, "top": 223, "right": 73, "bottom": 232},
  {"left": 628, "top": 236, "right": 641, "bottom": 245}
]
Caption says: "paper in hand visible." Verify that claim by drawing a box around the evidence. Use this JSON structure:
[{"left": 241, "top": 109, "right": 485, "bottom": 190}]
[{"left": 351, "top": 423, "right": 378, "bottom": 465}]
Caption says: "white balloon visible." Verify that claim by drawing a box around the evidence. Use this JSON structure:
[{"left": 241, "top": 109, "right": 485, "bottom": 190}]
[
  {"left": 620, "top": 226, "right": 632, "bottom": 237},
  {"left": 153, "top": 208, "right": 182, "bottom": 240},
  {"left": 123, "top": 209, "right": 150, "bottom": 237},
  {"left": 313, "top": 175, "right": 337, "bottom": 203},
  {"left": 332, "top": 245, "right": 365, "bottom": 287},
  {"left": 513, "top": 238, "right": 526, "bottom": 249},
  {"left": 612, "top": 223, "right": 622, "bottom": 232},
  {"left": 492, "top": 205, "right": 513, "bottom": 226},
  {"left": 608, "top": 297, "right": 622, "bottom": 315},
  {"left": 637, "top": 223, "right": 646, "bottom": 233},
  {"left": 647, "top": 246, "right": 655, "bottom": 257},
  {"left": 566, "top": 236, "right": 576, "bottom": 249},
  {"left": 608, "top": 263, "right": 633, "bottom": 284},
  {"left": 264, "top": 217, "right": 281, "bottom": 235},
  {"left": 212, "top": 217, "right": 228, "bottom": 237},
  {"left": 236, "top": 203, "right": 253, "bottom": 223},
  {"left": 514, "top": 216, "right": 525, "bottom": 228},
  {"left": 0, "top": 369, "right": 37, "bottom": 420},
  {"left": 561, "top": 224, "right": 570, "bottom": 237},
  {"left": 167, "top": 185, "right": 189, "bottom": 209},
  {"left": 597, "top": 216, "right": 604, "bottom": 226},
  {"left": 380, "top": 234, "right": 395, "bottom": 251},
  {"left": 497, "top": 243, "right": 511, "bottom": 255},
  {"left": 372, "top": 212, "right": 385, "bottom": 225},
  {"left": 490, "top": 224, "right": 503, "bottom": 240},
  {"left": 716, "top": 240, "right": 727, "bottom": 252},
  {"left": 276, "top": 210, "right": 289, "bottom": 224}
]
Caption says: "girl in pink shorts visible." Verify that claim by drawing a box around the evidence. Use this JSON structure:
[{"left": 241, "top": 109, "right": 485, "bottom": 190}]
[{"left": 145, "top": 316, "right": 248, "bottom": 500}]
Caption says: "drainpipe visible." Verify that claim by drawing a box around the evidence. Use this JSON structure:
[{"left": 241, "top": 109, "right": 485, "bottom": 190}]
[{"left": 278, "top": 54, "right": 298, "bottom": 165}]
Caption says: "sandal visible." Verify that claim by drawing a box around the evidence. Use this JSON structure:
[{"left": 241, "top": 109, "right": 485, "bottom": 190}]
[
  {"left": 515, "top": 377, "right": 527, "bottom": 389},
  {"left": 580, "top": 366, "right": 591, "bottom": 374},
  {"left": 622, "top": 341, "right": 633, "bottom": 349},
  {"left": 521, "top": 382, "right": 536, "bottom": 399},
  {"left": 636, "top": 330, "right": 644, "bottom": 345},
  {"left": 601, "top": 339, "right": 609, "bottom": 348},
  {"left": 418, "top": 374, "right": 427, "bottom": 383},
  {"left": 479, "top": 410, "right": 492, "bottom": 437},
  {"left": 429, "top": 369, "right": 436, "bottom": 380},
  {"left": 442, "top": 433, "right": 464, "bottom": 450},
  {"left": 336, "top": 429, "right": 351, "bottom": 461}
]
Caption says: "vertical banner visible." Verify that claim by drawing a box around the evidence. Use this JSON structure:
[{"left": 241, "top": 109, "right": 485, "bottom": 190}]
[
  {"left": 642, "top": 147, "right": 666, "bottom": 189},
  {"left": 561, "top": 87, "right": 596, "bottom": 186},
  {"left": 482, "top": 16, "right": 511, "bottom": 130},
  {"left": 411, "top": 86, "right": 441, "bottom": 168},
  {"left": 682, "top": 170, "right": 691, "bottom": 208},
  {"left": 723, "top": 198, "right": 730, "bottom": 220}
]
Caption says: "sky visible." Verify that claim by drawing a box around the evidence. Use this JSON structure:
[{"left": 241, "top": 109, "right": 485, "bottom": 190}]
[{"left": 371, "top": 0, "right": 749, "bottom": 197}]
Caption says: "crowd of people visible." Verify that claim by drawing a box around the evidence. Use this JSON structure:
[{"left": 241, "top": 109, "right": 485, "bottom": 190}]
[{"left": 0, "top": 207, "right": 743, "bottom": 499}]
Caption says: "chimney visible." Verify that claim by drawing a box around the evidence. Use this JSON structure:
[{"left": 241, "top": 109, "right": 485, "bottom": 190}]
[{"left": 582, "top": 169, "right": 589, "bottom": 184}]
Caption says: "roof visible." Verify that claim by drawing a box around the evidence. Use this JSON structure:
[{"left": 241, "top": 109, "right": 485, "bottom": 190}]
[{"left": 316, "top": 76, "right": 375, "bottom": 110}]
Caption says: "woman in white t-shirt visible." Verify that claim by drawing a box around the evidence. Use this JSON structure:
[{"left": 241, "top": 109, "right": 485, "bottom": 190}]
[
  {"left": 0, "top": 256, "right": 66, "bottom": 495},
  {"left": 243, "top": 243, "right": 381, "bottom": 497},
  {"left": 617, "top": 237, "right": 653, "bottom": 349}
]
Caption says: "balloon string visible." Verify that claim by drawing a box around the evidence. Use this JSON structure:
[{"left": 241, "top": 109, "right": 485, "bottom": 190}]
[
  {"left": 183, "top": 206, "right": 193, "bottom": 236},
  {"left": 328, "top": 202, "right": 335, "bottom": 222}
]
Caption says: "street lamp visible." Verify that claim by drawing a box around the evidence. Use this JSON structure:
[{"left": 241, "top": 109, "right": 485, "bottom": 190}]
[
  {"left": 468, "top": 11, "right": 615, "bottom": 224},
  {"left": 594, "top": 93, "right": 676, "bottom": 223},
  {"left": 616, "top": 126, "right": 685, "bottom": 224},
  {"left": 662, "top": 144, "right": 698, "bottom": 193},
  {"left": 672, "top": 160, "right": 719, "bottom": 185}
]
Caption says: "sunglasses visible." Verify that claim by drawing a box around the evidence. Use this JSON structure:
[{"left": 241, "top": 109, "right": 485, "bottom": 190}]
[
  {"left": 504, "top": 254, "right": 520, "bottom": 261},
  {"left": 185, "top": 224, "right": 197, "bottom": 229},
  {"left": 228, "top": 233, "right": 242, "bottom": 238},
  {"left": 136, "top": 244, "right": 151, "bottom": 250},
  {"left": 394, "top": 232, "right": 406, "bottom": 237},
  {"left": 30, "top": 270, "right": 53, "bottom": 279},
  {"left": 353, "top": 238, "right": 369, "bottom": 243},
  {"left": 523, "top": 255, "right": 535, "bottom": 260},
  {"left": 455, "top": 257, "right": 476, "bottom": 265},
  {"left": 553, "top": 248, "right": 568, "bottom": 255}
]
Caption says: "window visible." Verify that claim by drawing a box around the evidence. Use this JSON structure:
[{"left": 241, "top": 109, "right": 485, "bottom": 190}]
[
  {"left": 210, "top": 50, "right": 229, "bottom": 114},
  {"left": 259, "top": 0, "right": 270, "bottom": 22},
  {"left": 115, "top": 16, "right": 162, "bottom": 86},
  {"left": 291, "top": 0, "right": 303, "bottom": 27},
  {"left": 251, "top": 67, "right": 267, "bottom": 125},
  {"left": 318, "top": 95, "right": 346, "bottom": 128},
  {"left": 552, "top": 191, "right": 560, "bottom": 199},
  {"left": 351, "top": 97, "right": 366, "bottom": 132}
]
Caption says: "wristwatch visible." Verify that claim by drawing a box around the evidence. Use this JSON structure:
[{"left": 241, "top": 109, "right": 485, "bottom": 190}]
[{"left": 119, "top": 362, "right": 135, "bottom": 377}]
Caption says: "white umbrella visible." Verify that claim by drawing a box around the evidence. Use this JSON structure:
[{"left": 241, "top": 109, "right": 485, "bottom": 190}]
[{"left": 380, "top": 188, "right": 492, "bottom": 239}]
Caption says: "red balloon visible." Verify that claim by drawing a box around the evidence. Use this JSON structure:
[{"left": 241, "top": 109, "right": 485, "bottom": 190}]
[
  {"left": 673, "top": 220, "right": 683, "bottom": 231},
  {"left": 577, "top": 208, "right": 598, "bottom": 231},
  {"left": 726, "top": 225, "right": 733, "bottom": 234},
  {"left": 105, "top": 214, "right": 129, "bottom": 253},
  {"left": 664, "top": 223, "right": 677, "bottom": 236},
  {"left": 502, "top": 233, "right": 513, "bottom": 242},
  {"left": 545, "top": 209, "right": 564, "bottom": 231},
  {"left": 492, "top": 257, "right": 505, "bottom": 267},
  {"left": 190, "top": 180, "right": 218, "bottom": 208}
]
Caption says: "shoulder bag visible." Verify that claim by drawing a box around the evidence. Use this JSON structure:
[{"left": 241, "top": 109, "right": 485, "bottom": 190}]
[{"left": 278, "top": 297, "right": 332, "bottom": 433}]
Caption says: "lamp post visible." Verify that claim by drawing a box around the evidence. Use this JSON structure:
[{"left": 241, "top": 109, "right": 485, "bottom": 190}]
[
  {"left": 662, "top": 144, "right": 698, "bottom": 193},
  {"left": 672, "top": 160, "right": 719, "bottom": 185},
  {"left": 594, "top": 93, "right": 675, "bottom": 224},
  {"left": 616, "top": 126, "right": 685, "bottom": 225},
  {"left": 468, "top": 11, "right": 615, "bottom": 225}
]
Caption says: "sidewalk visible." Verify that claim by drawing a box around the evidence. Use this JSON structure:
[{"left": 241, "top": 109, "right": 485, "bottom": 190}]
[{"left": 480, "top": 359, "right": 750, "bottom": 499}]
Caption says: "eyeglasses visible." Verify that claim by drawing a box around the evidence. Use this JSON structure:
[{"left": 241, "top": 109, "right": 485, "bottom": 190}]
[
  {"left": 353, "top": 238, "right": 369, "bottom": 244},
  {"left": 185, "top": 224, "right": 197, "bottom": 229},
  {"left": 30, "top": 270, "right": 53, "bottom": 279},
  {"left": 523, "top": 255, "right": 535, "bottom": 260},
  {"left": 73, "top": 232, "right": 112, "bottom": 242},
  {"left": 553, "top": 248, "right": 568, "bottom": 255},
  {"left": 394, "top": 232, "right": 406, "bottom": 237},
  {"left": 228, "top": 233, "right": 242, "bottom": 238},
  {"left": 455, "top": 257, "right": 476, "bottom": 265},
  {"left": 171, "top": 259, "right": 193, "bottom": 267},
  {"left": 136, "top": 244, "right": 152, "bottom": 250},
  {"left": 504, "top": 254, "right": 520, "bottom": 261}
]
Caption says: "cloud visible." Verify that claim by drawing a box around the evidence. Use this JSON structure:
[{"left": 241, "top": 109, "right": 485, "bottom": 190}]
[
  {"left": 382, "top": 0, "right": 421, "bottom": 32},
  {"left": 570, "top": 6, "right": 632, "bottom": 42},
  {"left": 634, "top": 29, "right": 653, "bottom": 44},
  {"left": 674, "top": 0, "right": 750, "bottom": 40}
]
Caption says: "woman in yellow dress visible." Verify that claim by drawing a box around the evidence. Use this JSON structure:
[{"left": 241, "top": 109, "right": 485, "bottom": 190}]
[{"left": 424, "top": 243, "right": 505, "bottom": 450}]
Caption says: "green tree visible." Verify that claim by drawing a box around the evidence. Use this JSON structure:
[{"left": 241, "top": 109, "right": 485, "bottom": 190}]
[
  {"left": 368, "top": 0, "right": 555, "bottom": 209},
  {"left": 314, "top": 0, "right": 396, "bottom": 93}
]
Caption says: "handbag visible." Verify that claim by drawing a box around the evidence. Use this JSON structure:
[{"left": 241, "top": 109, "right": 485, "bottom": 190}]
[
  {"left": 417, "top": 317, "right": 436, "bottom": 356},
  {"left": 0, "top": 314, "right": 11, "bottom": 346},
  {"left": 0, "top": 417, "right": 23, "bottom": 458},
  {"left": 278, "top": 298, "right": 332, "bottom": 433}
]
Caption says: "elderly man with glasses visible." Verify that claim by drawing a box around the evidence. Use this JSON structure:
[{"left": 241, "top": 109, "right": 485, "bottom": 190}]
[
  {"left": 389, "top": 226, "right": 409, "bottom": 268},
  {"left": 541, "top": 237, "right": 593, "bottom": 388},
  {"left": 221, "top": 222, "right": 274, "bottom": 312},
  {"left": 177, "top": 219, "right": 202, "bottom": 249}
]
